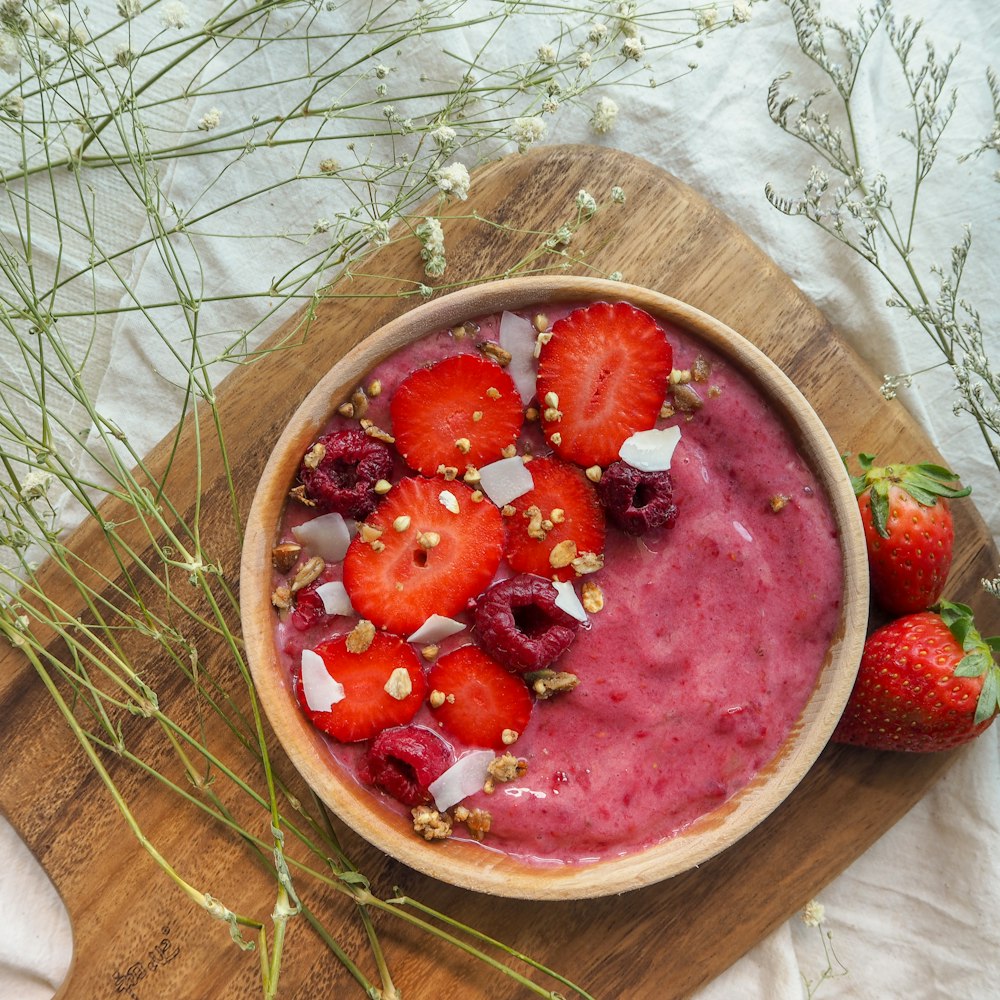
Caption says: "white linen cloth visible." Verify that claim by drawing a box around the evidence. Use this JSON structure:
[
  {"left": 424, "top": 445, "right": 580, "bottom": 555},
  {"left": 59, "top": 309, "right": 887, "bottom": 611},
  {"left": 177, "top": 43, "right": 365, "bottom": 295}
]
[{"left": 2, "top": 1, "right": 998, "bottom": 997}]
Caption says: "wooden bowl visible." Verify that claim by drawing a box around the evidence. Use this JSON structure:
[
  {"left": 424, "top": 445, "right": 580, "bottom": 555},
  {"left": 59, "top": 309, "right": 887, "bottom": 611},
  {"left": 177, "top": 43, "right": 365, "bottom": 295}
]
[{"left": 240, "top": 276, "right": 868, "bottom": 900}]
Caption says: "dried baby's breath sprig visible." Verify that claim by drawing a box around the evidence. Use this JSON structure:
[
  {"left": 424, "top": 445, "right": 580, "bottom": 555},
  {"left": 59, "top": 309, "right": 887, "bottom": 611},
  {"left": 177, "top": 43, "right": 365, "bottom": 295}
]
[
  {"left": 0, "top": 1, "right": 730, "bottom": 996},
  {"left": 797, "top": 898, "right": 849, "bottom": 998},
  {"left": 766, "top": 0, "right": 999, "bottom": 564}
]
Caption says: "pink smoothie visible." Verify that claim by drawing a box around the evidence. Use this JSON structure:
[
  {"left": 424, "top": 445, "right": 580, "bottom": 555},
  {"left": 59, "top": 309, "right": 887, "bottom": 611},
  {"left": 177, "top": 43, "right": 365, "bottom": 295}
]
[{"left": 272, "top": 303, "right": 843, "bottom": 866}]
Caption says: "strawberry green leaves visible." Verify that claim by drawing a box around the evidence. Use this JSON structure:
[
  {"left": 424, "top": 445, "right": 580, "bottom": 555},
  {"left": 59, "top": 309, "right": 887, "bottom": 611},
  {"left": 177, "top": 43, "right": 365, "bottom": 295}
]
[
  {"left": 850, "top": 453, "right": 971, "bottom": 539},
  {"left": 938, "top": 600, "right": 1000, "bottom": 725}
]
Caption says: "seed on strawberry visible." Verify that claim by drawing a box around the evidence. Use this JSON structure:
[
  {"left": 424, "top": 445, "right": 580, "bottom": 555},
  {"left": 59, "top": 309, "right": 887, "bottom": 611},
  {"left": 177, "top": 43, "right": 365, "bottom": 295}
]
[
  {"left": 535, "top": 301, "right": 673, "bottom": 468},
  {"left": 390, "top": 353, "right": 524, "bottom": 476},
  {"left": 833, "top": 601, "right": 1000, "bottom": 752},
  {"left": 295, "top": 632, "right": 428, "bottom": 743},
  {"left": 342, "top": 476, "right": 504, "bottom": 636},
  {"left": 596, "top": 460, "right": 678, "bottom": 535},
  {"left": 474, "top": 574, "right": 580, "bottom": 673},
  {"left": 298, "top": 428, "right": 394, "bottom": 520},
  {"left": 503, "top": 456, "right": 605, "bottom": 582},
  {"left": 850, "top": 454, "right": 970, "bottom": 614},
  {"left": 428, "top": 645, "right": 533, "bottom": 750},
  {"left": 359, "top": 725, "right": 454, "bottom": 806}
]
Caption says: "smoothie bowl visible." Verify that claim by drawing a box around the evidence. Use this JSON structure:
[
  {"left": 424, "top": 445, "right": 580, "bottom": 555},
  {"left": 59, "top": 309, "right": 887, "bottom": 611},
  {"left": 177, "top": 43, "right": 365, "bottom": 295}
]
[{"left": 240, "top": 276, "right": 868, "bottom": 899}]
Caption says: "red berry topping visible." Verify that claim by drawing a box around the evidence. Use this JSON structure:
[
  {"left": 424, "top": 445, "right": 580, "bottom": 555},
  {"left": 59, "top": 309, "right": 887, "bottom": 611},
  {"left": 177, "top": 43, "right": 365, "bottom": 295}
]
[
  {"left": 504, "top": 456, "right": 605, "bottom": 583},
  {"left": 596, "top": 460, "right": 678, "bottom": 535},
  {"left": 428, "top": 645, "right": 533, "bottom": 750},
  {"left": 296, "top": 632, "right": 427, "bottom": 743},
  {"left": 342, "top": 476, "right": 504, "bottom": 636},
  {"left": 298, "top": 429, "right": 394, "bottom": 519},
  {"left": 536, "top": 301, "right": 673, "bottom": 468},
  {"left": 474, "top": 575, "right": 580, "bottom": 673},
  {"left": 289, "top": 583, "right": 331, "bottom": 631},
  {"left": 390, "top": 353, "right": 524, "bottom": 476},
  {"left": 359, "top": 725, "right": 453, "bottom": 806}
]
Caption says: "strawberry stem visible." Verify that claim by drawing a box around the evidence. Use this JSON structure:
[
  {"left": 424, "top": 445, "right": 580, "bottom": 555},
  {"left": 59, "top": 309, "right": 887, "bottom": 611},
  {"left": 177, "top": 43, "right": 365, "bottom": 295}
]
[
  {"left": 936, "top": 601, "right": 1000, "bottom": 725},
  {"left": 847, "top": 454, "right": 971, "bottom": 538}
]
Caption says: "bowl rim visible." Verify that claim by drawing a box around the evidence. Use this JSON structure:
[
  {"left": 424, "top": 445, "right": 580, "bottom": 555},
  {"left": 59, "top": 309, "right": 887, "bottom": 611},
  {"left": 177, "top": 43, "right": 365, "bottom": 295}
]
[{"left": 240, "top": 275, "right": 869, "bottom": 900}]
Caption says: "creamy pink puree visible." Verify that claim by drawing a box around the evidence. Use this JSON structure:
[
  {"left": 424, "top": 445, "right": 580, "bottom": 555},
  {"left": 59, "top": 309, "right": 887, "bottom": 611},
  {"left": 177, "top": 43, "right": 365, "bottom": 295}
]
[{"left": 274, "top": 304, "right": 843, "bottom": 866}]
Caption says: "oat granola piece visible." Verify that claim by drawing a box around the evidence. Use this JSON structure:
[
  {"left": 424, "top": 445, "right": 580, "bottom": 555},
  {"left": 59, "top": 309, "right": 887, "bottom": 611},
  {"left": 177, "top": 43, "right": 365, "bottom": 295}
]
[
  {"left": 290, "top": 555, "right": 325, "bottom": 592},
  {"left": 271, "top": 584, "right": 292, "bottom": 611},
  {"left": 581, "top": 580, "right": 605, "bottom": 613},
  {"left": 526, "top": 669, "right": 580, "bottom": 700},
  {"left": 692, "top": 354, "right": 712, "bottom": 382},
  {"left": 483, "top": 752, "right": 528, "bottom": 793},
  {"left": 456, "top": 806, "right": 492, "bottom": 841},
  {"left": 479, "top": 341, "right": 512, "bottom": 366},
  {"left": 548, "top": 538, "right": 578, "bottom": 569},
  {"left": 672, "top": 382, "right": 703, "bottom": 412},
  {"left": 411, "top": 805, "right": 453, "bottom": 841},
  {"left": 346, "top": 618, "right": 376, "bottom": 654},
  {"left": 571, "top": 550, "right": 604, "bottom": 575}
]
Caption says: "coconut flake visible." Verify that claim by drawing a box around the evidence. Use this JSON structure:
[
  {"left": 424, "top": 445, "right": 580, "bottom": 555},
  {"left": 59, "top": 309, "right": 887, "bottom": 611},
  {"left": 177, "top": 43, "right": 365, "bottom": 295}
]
[
  {"left": 315, "top": 580, "right": 355, "bottom": 617},
  {"left": 438, "top": 490, "right": 460, "bottom": 514},
  {"left": 552, "top": 580, "right": 587, "bottom": 623},
  {"left": 618, "top": 426, "right": 682, "bottom": 472},
  {"left": 498, "top": 311, "right": 538, "bottom": 403},
  {"left": 479, "top": 456, "right": 534, "bottom": 507},
  {"left": 407, "top": 614, "right": 466, "bottom": 644},
  {"left": 301, "top": 648, "right": 345, "bottom": 712},
  {"left": 292, "top": 512, "right": 353, "bottom": 562},
  {"left": 428, "top": 749, "right": 495, "bottom": 812}
]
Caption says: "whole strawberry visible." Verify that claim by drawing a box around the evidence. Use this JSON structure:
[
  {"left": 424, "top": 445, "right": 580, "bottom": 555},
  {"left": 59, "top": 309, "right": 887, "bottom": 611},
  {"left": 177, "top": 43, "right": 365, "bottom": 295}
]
[
  {"left": 833, "top": 601, "right": 1000, "bottom": 752},
  {"left": 850, "top": 454, "right": 970, "bottom": 614}
]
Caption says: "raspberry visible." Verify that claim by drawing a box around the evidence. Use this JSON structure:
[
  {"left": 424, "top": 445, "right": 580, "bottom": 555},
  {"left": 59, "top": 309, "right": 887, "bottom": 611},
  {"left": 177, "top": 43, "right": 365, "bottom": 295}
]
[
  {"left": 298, "top": 429, "right": 393, "bottom": 519},
  {"left": 474, "top": 575, "right": 580, "bottom": 674},
  {"left": 289, "top": 584, "right": 329, "bottom": 631},
  {"left": 358, "top": 725, "right": 453, "bottom": 806},
  {"left": 596, "top": 460, "right": 678, "bottom": 535}
]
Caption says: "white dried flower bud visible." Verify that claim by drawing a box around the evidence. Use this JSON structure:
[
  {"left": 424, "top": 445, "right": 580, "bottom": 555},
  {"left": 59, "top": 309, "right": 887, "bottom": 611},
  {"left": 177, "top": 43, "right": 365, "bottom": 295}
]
[
  {"left": 590, "top": 96, "right": 618, "bottom": 135},
  {"left": 160, "top": 1, "right": 189, "bottom": 29},
  {"left": 416, "top": 217, "right": 446, "bottom": 278},
  {"left": 731, "top": 1, "right": 752, "bottom": 23},
  {"left": 431, "top": 124, "right": 457, "bottom": 150},
  {"left": 433, "top": 161, "right": 470, "bottom": 200},
  {"left": 576, "top": 189, "right": 597, "bottom": 218},
  {"left": 622, "top": 37, "right": 644, "bottom": 61},
  {"left": 198, "top": 107, "right": 221, "bottom": 131},
  {"left": 0, "top": 32, "right": 19, "bottom": 75},
  {"left": 509, "top": 116, "right": 546, "bottom": 153}
]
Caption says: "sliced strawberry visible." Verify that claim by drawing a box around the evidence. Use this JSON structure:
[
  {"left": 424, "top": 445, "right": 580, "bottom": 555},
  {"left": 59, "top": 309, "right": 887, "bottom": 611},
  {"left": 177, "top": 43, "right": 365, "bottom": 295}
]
[
  {"left": 342, "top": 476, "right": 504, "bottom": 635},
  {"left": 390, "top": 353, "right": 524, "bottom": 475},
  {"left": 504, "top": 456, "right": 605, "bottom": 582},
  {"left": 296, "top": 632, "right": 427, "bottom": 743},
  {"left": 536, "top": 301, "right": 673, "bottom": 468},
  {"left": 428, "top": 645, "right": 533, "bottom": 750}
]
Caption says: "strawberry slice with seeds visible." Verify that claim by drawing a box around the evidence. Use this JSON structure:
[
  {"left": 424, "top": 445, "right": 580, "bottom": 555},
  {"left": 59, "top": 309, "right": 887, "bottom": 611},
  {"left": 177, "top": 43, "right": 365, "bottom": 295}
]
[
  {"left": 504, "top": 456, "right": 605, "bottom": 582},
  {"left": 390, "top": 353, "right": 524, "bottom": 475},
  {"left": 428, "top": 645, "right": 533, "bottom": 750},
  {"left": 295, "top": 632, "right": 427, "bottom": 743},
  {"left": 536, "top": 301, "right": 673, "bottom": 468},
  {"left": 342, "top": 476, "right": 504, "bottom": 636}
]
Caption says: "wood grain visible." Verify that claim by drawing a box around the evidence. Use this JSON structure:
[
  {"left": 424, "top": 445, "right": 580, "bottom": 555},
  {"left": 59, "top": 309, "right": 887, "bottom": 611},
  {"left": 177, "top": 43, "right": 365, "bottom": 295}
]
[{"left": 1, "top": 145, "right": 996, "bottom": 1000}]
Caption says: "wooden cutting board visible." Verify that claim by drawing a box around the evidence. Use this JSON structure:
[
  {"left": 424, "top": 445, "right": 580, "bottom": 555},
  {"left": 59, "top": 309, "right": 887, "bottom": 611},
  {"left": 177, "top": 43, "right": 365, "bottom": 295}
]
[{"left": 1, "top": 145, "right": 997, "bottom": 1000}]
